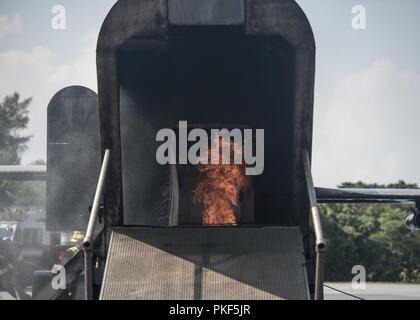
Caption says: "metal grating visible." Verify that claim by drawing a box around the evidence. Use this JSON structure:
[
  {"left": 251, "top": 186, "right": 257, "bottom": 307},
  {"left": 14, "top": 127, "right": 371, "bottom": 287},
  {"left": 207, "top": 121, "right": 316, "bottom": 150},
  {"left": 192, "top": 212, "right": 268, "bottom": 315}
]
[{"left": 100, "top": 227, "right": 309, "bottom": 300}]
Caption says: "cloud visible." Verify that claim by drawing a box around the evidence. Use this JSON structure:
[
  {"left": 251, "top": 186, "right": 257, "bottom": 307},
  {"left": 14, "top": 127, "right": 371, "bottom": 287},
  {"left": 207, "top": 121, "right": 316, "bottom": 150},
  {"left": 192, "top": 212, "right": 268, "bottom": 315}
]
[
  {"left": 0, "top": 31, "right": 97, "bottom": 164},
  {"left": 313, "top": 59, "right": 420, "bottom": 187},
  {"left": 0, "top": 13, "right": 23, "bottom": 41}
]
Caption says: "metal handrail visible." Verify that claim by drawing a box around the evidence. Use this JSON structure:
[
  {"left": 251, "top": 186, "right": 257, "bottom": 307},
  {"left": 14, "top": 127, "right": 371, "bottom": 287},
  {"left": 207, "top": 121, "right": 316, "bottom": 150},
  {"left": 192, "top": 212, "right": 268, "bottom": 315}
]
[
  {"left": 303, "top": 150, "right": 326, "bottom": 300},
  {"left": 0, "top": 165, "right": 47, "bottom": 181},
  {"left": 83, "top": 149, "right": 111, "bottom": 300},
  {"left": 316, "top": 187, "right": 420, "bottom": 204}
]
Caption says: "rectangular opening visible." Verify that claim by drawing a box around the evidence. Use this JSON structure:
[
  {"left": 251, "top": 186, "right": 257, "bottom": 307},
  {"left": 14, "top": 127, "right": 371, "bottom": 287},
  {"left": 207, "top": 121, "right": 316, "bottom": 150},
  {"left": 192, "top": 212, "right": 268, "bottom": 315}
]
[
  {"left": 118, "top": 27, "right": 295, "bottom": 226},
  {"left": 168, "top": 124, "right": 255, "bottom": 226}
]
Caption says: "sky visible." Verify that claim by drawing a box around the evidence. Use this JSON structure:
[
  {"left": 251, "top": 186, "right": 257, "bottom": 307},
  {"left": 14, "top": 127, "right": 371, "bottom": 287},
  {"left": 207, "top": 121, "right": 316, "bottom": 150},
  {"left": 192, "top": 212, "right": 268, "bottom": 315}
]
[{"left": 0, "top": 0, "right": 419, "bottom": 187}]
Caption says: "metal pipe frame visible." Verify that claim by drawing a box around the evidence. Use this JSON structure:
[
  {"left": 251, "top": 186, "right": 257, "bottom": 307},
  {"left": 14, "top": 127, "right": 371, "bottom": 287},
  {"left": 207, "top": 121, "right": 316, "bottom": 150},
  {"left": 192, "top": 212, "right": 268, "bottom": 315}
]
[
  {"left": 303, "top": 150, "right": 326, "bottom": 300},
  {"left": 316, "top": 187, "right": 420, "bottom": 204},
  {"left": 305, "top": 160, "right": 420, "bottom": 300},
  {"left": 83, "top": 149, "right": 111, "bottom": 300},
  {"left": 0, "top": 165, "right": 47, "bottom": 181}
]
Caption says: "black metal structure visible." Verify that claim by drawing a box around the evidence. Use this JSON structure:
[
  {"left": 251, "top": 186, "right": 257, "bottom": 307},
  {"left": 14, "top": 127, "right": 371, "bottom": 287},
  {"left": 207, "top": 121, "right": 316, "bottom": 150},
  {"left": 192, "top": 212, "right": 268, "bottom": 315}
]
[
  {"left": 316, "top": 187, "right": 420, "bottom": 205},
  {"left": 91, "top": 0, "right": 318, "bottom": 300},
  {"left": 97, "top": 0, "right": 315, "bottom": 243},
  {"left": 0, "top": 166, "right": 46, "bottom": 181},
  {"left": 31, "top": 0, "right": 420, "bottom": 301},
  {"left": 46, "top": 86, "right": 101, "bottom": 231}
]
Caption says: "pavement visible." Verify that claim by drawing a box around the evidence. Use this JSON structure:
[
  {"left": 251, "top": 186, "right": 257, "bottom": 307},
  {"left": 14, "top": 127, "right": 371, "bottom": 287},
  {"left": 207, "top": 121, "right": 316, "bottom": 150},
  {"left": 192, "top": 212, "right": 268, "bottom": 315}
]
[
  {"left": 1, "top": 283, "right": 419, "bottom": 300},
  {"left": 0, "top": 292, "right": 15, "bottom": 300},
  {"left": 324, "top": 282, "right": 420, "bottom": 300}
]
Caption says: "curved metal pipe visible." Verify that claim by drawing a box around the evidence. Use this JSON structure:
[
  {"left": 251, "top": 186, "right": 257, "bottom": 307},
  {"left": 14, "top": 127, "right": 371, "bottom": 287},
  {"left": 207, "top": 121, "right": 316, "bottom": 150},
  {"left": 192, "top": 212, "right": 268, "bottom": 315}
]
[
  {"left": 83, "top": 149, "right": 111, "bottom": 300},
  {"left": 303, "top": 150, "right": 326, "bottom": 300}
]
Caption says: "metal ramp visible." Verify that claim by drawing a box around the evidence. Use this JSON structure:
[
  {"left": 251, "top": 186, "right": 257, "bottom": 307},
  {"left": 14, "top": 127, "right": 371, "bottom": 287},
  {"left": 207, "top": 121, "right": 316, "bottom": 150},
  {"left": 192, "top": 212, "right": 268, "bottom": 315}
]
[{"left": 100, "top": 227, "right": 310, "bottom": 300}]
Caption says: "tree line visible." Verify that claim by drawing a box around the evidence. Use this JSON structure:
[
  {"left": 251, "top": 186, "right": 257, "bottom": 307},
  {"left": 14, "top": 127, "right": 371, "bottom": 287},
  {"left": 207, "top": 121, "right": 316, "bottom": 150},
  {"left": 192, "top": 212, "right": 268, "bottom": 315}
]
[
  {"left": 321, "top": 181, "right": 420, "bottom": 282},
  {"left": 0, "top": 93, "right": 45, "bottom": 210}
]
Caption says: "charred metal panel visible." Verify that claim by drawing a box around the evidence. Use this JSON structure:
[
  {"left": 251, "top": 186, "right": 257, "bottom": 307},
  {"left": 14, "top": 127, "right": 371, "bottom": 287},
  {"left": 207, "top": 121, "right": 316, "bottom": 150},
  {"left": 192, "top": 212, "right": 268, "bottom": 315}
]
[
  {"left": 168, "top": 0, "right": 245, "bottom": 25},
  {"left": 97, "top": 0, "right": 169, "bottom": 240},
  {"left": 245, "top": 0, "right": 315, "bottom": 50},
  {"left": 47, "top": 86, "right": 100, "bottom": 231},
  {"left": 245, "top": 0, "right": 316, "bottom": 244},
  {"left": 97, "top": 0, "right": 168, "bottom": 50}
]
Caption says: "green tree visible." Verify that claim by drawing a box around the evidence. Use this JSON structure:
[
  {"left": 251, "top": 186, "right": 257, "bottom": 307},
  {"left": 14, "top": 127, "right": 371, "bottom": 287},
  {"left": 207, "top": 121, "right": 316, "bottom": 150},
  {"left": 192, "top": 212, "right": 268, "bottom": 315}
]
[
  {"left": 321, "top": 181, "right": 420, "bottom": 282},
  {"left": 0, "top": 93, "right": 32, "bottom": 165},
  {"left": 0, "top": 93, "right": 46, "bottom": 211},
  {"left": 8, "top": 160, "right": 46, "bottom": 208}
]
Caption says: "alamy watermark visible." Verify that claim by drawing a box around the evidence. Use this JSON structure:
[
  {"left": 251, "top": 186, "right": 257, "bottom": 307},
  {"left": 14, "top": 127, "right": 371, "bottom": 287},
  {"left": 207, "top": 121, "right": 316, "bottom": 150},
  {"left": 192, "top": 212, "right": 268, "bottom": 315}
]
[
  {"left": 51, "top": 5, "right": 66, "bottom": 30},
  {"left": 51, "top": 264, "right": 66, "bottom": 290},
  {"left": 352, "top": 5, "right": 367, "bottom": 30},
  {"left": 351, "top": 265, "right": 366, "bottom": 290},
  {"left": 156, "top": 121, "right": 264, "bottom": 176}
]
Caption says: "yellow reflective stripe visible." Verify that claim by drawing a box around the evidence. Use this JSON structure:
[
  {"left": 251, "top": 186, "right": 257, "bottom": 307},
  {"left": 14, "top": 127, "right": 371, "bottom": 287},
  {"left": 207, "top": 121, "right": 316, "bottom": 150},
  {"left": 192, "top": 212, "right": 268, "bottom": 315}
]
[
  {"left": 15, "top": 255, "right": 23, "bottom": 262},
  {"left": 66, "top": 246, "right": 79, "bottom": 254},
  {"left": 71, "top": 232, "right": 85, "bottom": 242},
  {"left": 0, "top": 263, "right": 14, "bottom": 275},
  {"left": 0, "top": 267, "right": 9, "bottom": 276}
]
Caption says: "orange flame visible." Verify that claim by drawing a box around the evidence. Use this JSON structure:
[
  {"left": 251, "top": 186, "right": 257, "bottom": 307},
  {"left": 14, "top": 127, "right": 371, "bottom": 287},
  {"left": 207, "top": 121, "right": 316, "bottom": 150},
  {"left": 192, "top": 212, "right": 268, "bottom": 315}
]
[{"left": 193, "top": 138, "right": 248, "bottom": 225}]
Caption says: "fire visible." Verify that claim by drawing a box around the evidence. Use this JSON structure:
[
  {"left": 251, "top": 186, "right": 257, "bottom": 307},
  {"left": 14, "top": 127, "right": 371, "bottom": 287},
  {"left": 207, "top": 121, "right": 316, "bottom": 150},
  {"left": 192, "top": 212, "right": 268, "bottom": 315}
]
[{"left": 193, "top": 138, "right": 248, "bottom": 225}]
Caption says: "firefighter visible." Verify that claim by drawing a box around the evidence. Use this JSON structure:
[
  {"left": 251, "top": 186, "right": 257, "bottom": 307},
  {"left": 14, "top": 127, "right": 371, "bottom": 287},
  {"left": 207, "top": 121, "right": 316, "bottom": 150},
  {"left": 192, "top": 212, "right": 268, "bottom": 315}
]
[
  {"left": 0, "top": 238, "right": 30, "bottom": 300},
  {"left": 63, "top": 231, "right": 84, "bottom": 262},
  {"left": 0, "top": 183, "right": 29, "bottom": 299},
  {"left": 0, "top": 181, "right": 14, "bottom": 213}
]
